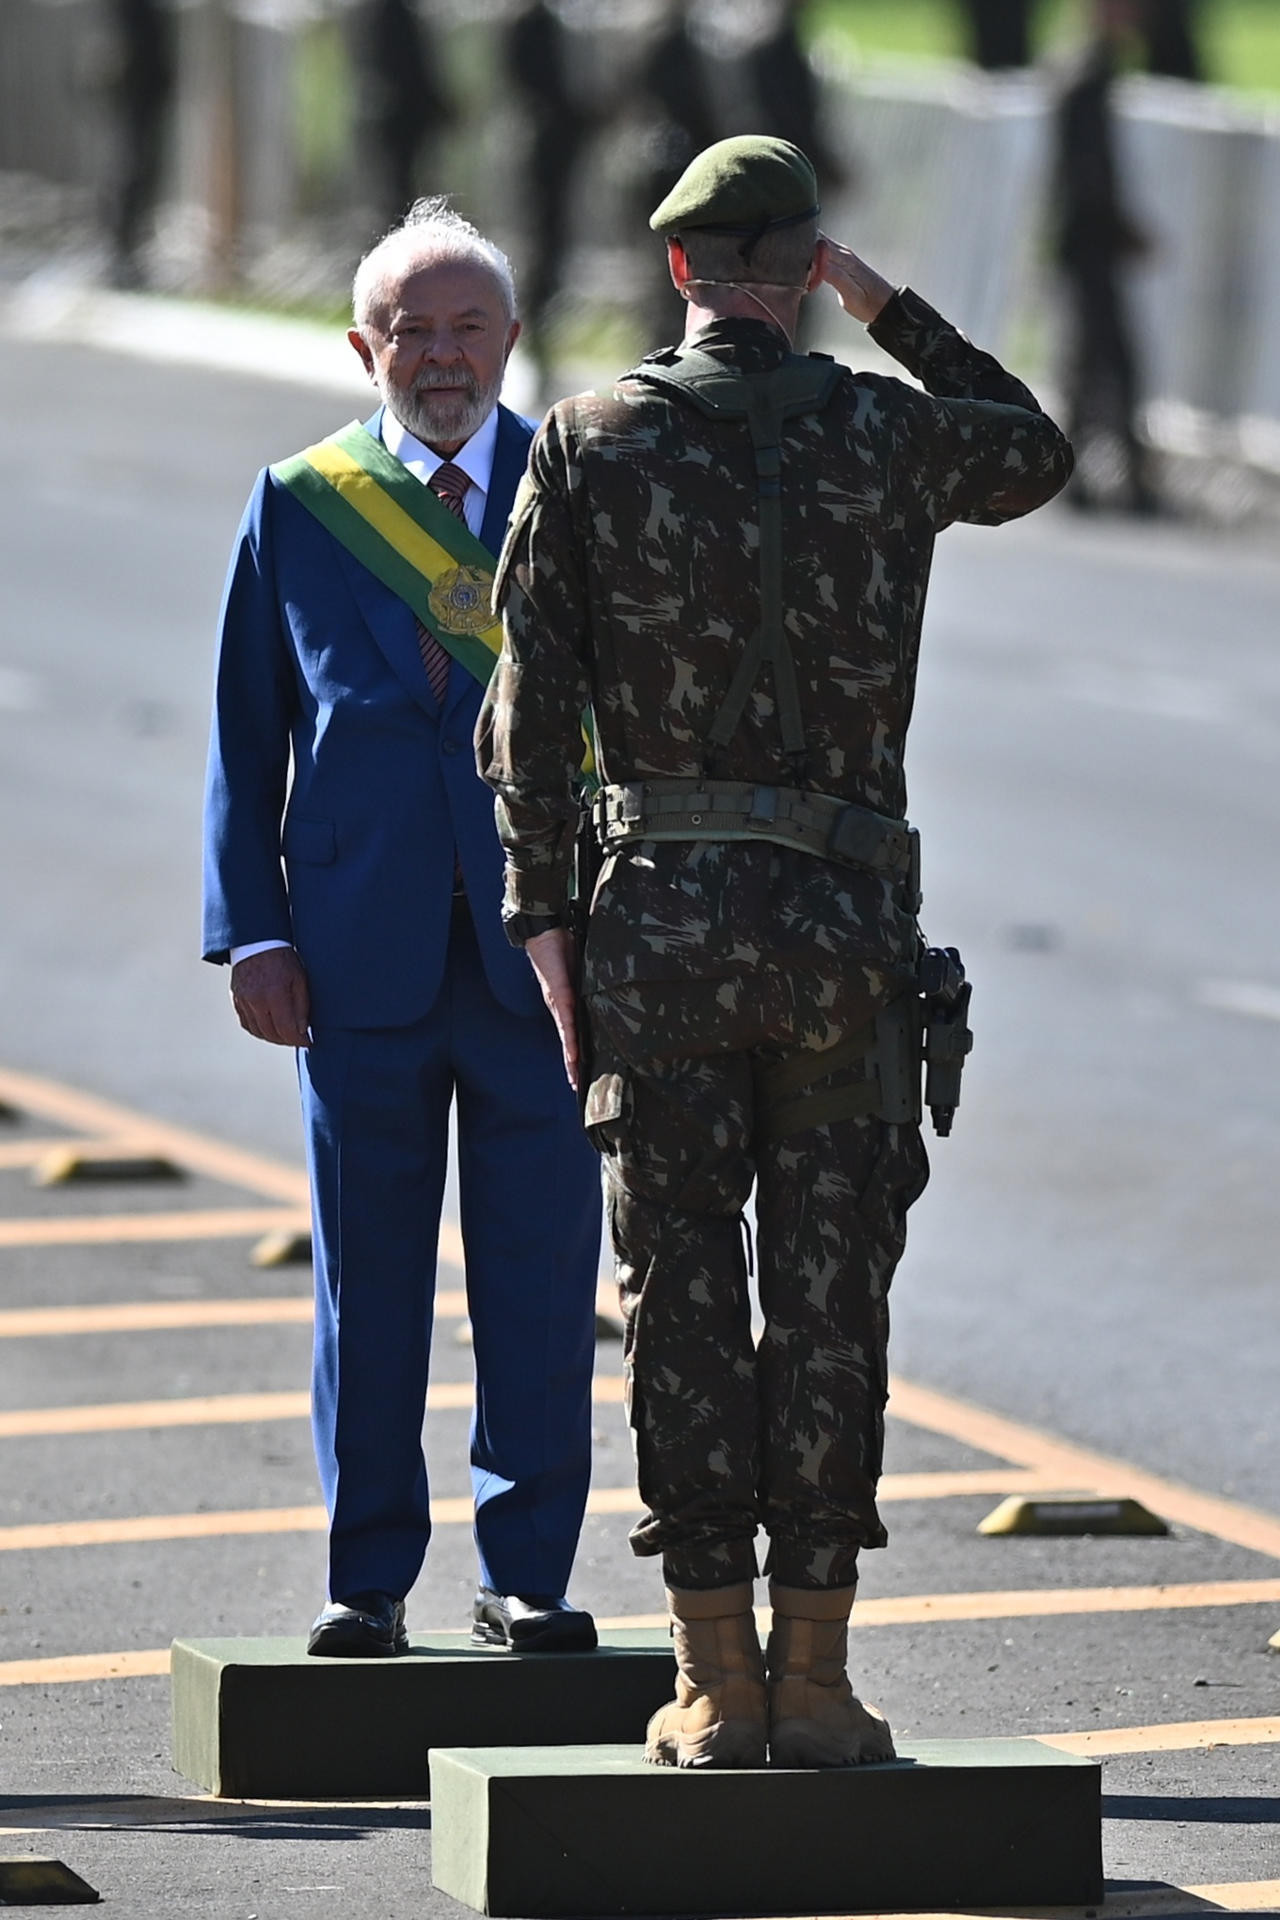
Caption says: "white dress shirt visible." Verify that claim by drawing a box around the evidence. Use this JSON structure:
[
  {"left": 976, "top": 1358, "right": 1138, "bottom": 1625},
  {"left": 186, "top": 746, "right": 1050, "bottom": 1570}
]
[{"left": 229, "top": 404, "right": 501, "bottom": 968}]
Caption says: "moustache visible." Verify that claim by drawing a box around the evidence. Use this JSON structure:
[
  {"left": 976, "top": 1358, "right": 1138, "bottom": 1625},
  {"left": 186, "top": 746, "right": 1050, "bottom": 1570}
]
[{"left": 412, "top": 369, "right": 480, "bottom": 399}]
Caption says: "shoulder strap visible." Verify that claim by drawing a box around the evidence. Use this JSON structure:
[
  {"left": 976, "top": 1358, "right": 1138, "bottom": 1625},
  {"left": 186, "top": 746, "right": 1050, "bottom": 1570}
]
[{"left": 626, "top": 350, "right": 842, "bottom": 779}]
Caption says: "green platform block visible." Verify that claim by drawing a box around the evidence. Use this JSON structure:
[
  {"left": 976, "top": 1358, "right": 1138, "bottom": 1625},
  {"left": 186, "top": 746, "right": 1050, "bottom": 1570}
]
[
  {"left": 171, "top": 1633, "right": 674, "bottom": 1799},
  {"left": 430, "top": 1739, "right": 1103, "bottom": 1917}
]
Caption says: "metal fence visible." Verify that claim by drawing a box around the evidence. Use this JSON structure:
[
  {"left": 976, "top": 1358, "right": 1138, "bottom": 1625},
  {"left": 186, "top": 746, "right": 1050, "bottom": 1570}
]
[{"left": 4, "top": 0, "right": 1279, "bottom": 463}]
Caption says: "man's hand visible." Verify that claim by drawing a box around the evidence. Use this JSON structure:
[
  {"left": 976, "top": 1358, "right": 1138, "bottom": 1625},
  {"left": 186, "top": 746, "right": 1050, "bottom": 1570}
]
[
  {"left": 230, "top": 947, "right": 312, "bottom": 1048},
  {"left": 817, "top": 234, "right": 895, "bottom": 326},
  {"left": 525, "top": 927, "right": 579, "bottom": 1091}
]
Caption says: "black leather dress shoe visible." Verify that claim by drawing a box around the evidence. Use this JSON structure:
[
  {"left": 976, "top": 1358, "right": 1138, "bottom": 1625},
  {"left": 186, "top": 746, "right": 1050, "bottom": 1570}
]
[
  {"left": 307, "top": 1590, "right": 408, "bottom": 1658},
  {"left": 471, "top": 1589, "right": 598, "bottom": 1652}
]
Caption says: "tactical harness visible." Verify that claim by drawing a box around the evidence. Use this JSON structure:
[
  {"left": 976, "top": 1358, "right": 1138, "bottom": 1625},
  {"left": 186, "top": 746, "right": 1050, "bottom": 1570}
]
[{"left": 589, "top": 344, "right": 972, "bottom": 1138}]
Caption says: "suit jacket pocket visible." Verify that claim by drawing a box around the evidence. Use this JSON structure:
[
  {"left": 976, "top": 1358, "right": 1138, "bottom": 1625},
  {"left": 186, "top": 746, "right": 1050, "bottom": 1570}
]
[{"left": 283, "top": 816, "right": 336, "bottom": 866}]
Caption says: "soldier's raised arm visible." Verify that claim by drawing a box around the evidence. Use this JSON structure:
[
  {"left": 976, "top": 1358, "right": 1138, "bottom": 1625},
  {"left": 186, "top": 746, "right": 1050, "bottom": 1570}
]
[{"left": 820, "top": 233, "right": 1074, "bottom": 528}]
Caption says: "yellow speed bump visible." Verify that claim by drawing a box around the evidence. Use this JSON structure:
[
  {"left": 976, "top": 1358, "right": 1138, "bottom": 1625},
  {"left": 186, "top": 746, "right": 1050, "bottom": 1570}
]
[
  {"left": 0, "top": 1856, "right": 99, "bottom": 1903},
  {"left": 249, "top": 1228, "right": 312, "bottom": 1268},
  {"left": 31, "top": 1145, "right": 183, "bottom": 1187},
  {"left": 1268, "top": 1626, "right": 1280, "bottom": 1652},
  {"left": 979, "top": 1494, "right": 1169, "bottom": 1538}
]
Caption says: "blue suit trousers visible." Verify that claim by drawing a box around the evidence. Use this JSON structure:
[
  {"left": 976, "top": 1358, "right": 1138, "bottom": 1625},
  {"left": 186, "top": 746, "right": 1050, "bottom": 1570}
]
[{"left": 299, "top": 899, "right": 601, "bottom": 1604}]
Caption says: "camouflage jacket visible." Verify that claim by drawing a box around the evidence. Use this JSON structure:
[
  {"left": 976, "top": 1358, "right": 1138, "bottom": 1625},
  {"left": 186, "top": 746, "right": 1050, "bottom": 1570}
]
[{"left": 477, "top": 287, "right": 1072, "bottom": 1010}]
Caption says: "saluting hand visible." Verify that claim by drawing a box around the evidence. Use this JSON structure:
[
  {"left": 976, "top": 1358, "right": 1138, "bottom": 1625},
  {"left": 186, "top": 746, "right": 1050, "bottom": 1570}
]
[
  {"left": 817, "top": 234, "right": 895, "bottom": 327},
  {"left": 525, "top": 927, "right": 580, "bottom": 1092},
  {"left": 230, "top": 947, "right": 313, "bottom": 1049}
]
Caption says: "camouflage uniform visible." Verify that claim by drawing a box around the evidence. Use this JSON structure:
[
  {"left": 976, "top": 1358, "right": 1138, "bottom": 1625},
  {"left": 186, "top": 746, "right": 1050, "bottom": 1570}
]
[{"left": 477, "top": 287, "right": 1072, "bottom": 1590}]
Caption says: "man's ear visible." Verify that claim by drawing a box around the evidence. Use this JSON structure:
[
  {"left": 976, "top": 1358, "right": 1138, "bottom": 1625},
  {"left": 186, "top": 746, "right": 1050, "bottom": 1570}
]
[
  {"left": 347, "top": 328, "right": 377, "bottom": 380},
  {"left": 667, "top": 237, "right": 690, "bottom": 294},
  {"left": 503, "top": 318, "right": 522, "bottom": 362},
  {"left": 804, "top": 235, "right": 829, "bottom": 295}
]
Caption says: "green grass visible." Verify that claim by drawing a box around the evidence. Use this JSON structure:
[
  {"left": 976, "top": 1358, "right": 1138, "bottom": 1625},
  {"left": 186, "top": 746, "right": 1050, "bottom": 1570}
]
[{"left": 808, "top": 0, "right": 1280, "bottom": 94}]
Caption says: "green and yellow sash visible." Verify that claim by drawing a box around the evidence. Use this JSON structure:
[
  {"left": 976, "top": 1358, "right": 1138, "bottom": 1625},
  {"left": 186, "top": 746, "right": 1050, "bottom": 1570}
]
[
  {"left": 272, "top": 419, "right": 507, "bottom": 690},
  {"left": 273, "top": 419, "right": 594, "bottom": 781}
]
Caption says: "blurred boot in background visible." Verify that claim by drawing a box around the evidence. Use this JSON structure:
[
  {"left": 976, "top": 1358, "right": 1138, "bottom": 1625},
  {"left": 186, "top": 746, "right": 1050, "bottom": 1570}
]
[
  {"left": 351, "top": 0, "right": 454, "bottom": 231},
  {"left": 502, "top": 0, "right": 593, "bottom": 383},
  {"left": 103, "top": 0, "right": 175, "bottom": 288},
  {"left": 1053, "top": 0, "right": 1161, "bottom": 514},
  {"left": 958, "top": 0, "right": 1034, "bottom": 69}
]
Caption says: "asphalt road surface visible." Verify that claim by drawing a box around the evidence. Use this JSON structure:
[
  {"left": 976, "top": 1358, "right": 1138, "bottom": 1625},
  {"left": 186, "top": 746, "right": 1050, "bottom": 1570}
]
[{"left": 0, "top": 320, "right": 1277, "bottom": 1918}]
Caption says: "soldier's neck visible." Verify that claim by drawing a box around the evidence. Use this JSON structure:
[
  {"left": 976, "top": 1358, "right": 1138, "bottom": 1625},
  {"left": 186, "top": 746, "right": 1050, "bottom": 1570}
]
[{"left": 681, "top": 288, "right": 799, "bottom": 345}]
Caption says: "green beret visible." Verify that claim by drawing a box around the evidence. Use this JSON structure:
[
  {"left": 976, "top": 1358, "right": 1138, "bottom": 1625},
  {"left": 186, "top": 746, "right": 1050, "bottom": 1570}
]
[{"left": 649, "top": 135, "right": 818, "bottom": 240}]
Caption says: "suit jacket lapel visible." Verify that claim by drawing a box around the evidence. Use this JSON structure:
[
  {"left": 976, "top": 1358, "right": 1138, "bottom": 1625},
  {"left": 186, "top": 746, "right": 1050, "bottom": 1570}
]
[{"left": 334, "top": 539, "right": 440, "bottom": 718}]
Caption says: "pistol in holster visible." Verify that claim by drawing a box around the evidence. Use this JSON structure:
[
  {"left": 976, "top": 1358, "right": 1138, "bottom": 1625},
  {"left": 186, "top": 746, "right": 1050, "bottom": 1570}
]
[
  {"left": 874, "top": 944, "right": 974, "bottom": 1138},
  {"left": 917, "top": 945, "right": 973, "bottom": 1137}
]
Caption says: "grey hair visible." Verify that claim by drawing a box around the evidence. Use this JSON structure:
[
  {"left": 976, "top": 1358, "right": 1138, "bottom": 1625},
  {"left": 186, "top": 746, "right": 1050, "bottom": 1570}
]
[{"left": 351, "top": 196, "right": 518, "bottom": 331}]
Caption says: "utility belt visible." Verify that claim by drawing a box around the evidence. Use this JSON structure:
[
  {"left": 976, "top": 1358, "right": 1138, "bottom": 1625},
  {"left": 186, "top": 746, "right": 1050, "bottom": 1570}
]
[
  {"left": 594, "top": 779, "right": 921, "bottom": 909},
  {"left": 590, "top": 779, "right": 971, "bottom": 1139}
]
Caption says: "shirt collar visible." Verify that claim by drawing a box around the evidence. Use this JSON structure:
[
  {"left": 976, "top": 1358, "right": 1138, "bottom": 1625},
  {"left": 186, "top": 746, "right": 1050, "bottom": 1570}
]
[{"left": 380, "top": 403, "right": 501, "bottom": 495}]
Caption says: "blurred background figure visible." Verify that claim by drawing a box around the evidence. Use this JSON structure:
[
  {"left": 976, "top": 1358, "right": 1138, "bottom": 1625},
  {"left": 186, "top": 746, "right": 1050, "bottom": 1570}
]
[
  {"left": 350, "top": 0, "right": 455, "bottom": 232},
  {"left": 102, "top": 0, "right": 176, "bottom": 288},
  {"left": 957, "top": 0, "right": 1035, "bottom": 70},
  {"left": 634, "top": 0, "right": 719, "bottom": 345},
  {"left": 736, "top": 0, "right": 847, "bottom": 197},
  {"left": 1052, "top": 0, "right": 1160, "bottom": 514},
  {"left": 1138, "top": 0, "right": 1203, "bottom": 81},
  {"left": 501, "top": 0, "right": 593, "bottom": 380}
]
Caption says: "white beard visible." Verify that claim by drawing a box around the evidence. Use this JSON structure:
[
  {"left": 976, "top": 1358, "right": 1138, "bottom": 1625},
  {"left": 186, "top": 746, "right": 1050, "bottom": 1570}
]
[{"left": 385, "top": 366, "right": 501, "bottom": 449}]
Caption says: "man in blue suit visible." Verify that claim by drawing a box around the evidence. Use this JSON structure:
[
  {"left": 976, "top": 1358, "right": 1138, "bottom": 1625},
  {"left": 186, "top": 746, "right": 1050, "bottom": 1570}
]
[{"left": 202, "top": 199, "right": 603, "bottom": 1658}]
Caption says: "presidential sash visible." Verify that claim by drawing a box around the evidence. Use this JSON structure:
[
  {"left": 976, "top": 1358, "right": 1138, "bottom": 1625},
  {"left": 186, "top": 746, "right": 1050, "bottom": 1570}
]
[
  {"left": 272, "top": 419, "right": 594, "bottom": 780},
  {"left": 271, "top": 419, "right": 507, "bottom": 690}
]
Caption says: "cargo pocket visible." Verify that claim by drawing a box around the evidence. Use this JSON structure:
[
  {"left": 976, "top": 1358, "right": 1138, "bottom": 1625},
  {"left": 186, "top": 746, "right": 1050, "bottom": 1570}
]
[{"left": 583, "top": 1070, "right": 628, "bottom": 1158}]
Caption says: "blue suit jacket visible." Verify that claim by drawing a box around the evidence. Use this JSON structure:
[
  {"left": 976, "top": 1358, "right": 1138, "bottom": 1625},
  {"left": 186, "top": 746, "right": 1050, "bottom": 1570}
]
[{"left": 202, "top": 404, "right": 540, "bottom": 1029}]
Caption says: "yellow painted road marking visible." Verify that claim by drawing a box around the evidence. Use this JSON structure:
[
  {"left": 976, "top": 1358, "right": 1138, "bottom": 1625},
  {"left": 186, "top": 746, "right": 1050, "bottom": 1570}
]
[
  {"left": 851, "top": 1579, "right": 1280, "bottom": 1625},
  {"left": 0, "top": 1298, "right": 314, "bottom": 1338},
  {"left": 0, "top": 1650, "right": 170, "bottom": 1687},
  {"left": 0, "top": 1208, "right": 311, "bottom": 1249},
  {"left": 0, "top": 1285, "right": 616, "bottom": 1336},
  {"left": 751, "top": 1882, "right": 1280, "bottom": 1919},
  {"left": 0, "top": 1067, "right": 309, "bottom": 1205},
  {"left": 890, "top": 1375, "right": 1280, "bottom": 1563},
  {"left": 1190, "top": 1883, "right": 1280, "bottom": 1913},
  {"left": 0, "top": 1204, "right": 466, "bottom": 1267},
  {"left": 0, "top": 1392, "right": 312, "bottom": 1437},
  {"left": 0, "top": 1291, "right": 467, "bottom": 1338},
  {"left": 0, "top": 1139, "right": 110, "bottom": 1170},
  {"left": 0, "top": 1064, "right": 466, "bottom": 1267},
  {"left": 0, "top": 1373, "right": 615, "bottom": 1437},
  {"left": 599, "top": 1580, "right": 1280, "bottom": 1632},
  {"left": 1040, "top": 1717, "right": 1280, "bottom": 1756},
  {"left": 0, "top": 1482, "right": 645, "bottom": 1550}
]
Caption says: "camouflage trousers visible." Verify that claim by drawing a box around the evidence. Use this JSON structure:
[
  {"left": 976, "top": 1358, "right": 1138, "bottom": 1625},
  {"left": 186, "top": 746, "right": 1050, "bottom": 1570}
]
[{"left": 586, "top": 978, "right": 930, "bottom": 1592}]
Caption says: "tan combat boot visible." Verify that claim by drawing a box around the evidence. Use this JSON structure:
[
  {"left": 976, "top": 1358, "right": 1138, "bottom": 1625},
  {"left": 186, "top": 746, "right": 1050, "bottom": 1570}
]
[
  {"left": 766, "top": 1583, "right": 896, "bottom": 1768},
  {"left": 644, "top": 1583, "right": 767, "bottom": 1769}
]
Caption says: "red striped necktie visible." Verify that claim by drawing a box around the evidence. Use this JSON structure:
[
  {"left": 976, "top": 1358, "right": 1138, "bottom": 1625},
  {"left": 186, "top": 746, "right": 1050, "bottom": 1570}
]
[{"left": 416, "top": 461, "right": 472, "bottom": 705}]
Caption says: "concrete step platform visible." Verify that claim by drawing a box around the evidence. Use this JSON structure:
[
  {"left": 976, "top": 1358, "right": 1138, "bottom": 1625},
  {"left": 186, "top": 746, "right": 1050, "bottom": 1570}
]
[
  {"left": 171, "top": 1633, "right": 675, "bottom": 1799},
  {"left": 429, "top": 1738, "right": 1103, "bottom": 1917}
]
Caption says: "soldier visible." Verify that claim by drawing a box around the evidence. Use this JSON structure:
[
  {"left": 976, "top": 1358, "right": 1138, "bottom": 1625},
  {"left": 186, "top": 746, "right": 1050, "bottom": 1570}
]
[{"left": 477, "top": 136, "right": 1072, "bottom": 1767}]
